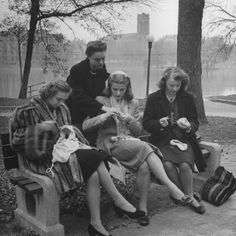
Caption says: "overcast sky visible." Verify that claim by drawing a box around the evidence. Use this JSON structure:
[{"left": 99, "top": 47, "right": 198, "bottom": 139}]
[
  {"left": 59, "top": 0, "right": 179, "bottom": 41},
  {"left": 1, "top": 0, "right": 235, "bottom": 42}
]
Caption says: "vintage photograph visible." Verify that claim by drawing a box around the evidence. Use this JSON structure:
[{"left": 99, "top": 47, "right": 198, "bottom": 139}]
[{"left": 0, "top": 0, "right": 236, "bottom": 235}]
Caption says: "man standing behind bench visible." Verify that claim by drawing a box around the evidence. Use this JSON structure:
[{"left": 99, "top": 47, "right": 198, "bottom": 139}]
[{"left": 66, "top": 40, "right": 115, "bottom": 145}]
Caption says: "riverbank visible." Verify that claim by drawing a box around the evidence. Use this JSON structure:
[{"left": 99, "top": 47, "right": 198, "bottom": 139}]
[{"left": 208, "top": 94, "right": 236, "bottom": 105}]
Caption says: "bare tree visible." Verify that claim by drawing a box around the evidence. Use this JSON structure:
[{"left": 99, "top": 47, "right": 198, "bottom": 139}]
[
  {"left": 3, "top": 0, "right": 153, "bottom": 98},
  {"left": 205, "top": 1, "right": 236, "bottom": 55},
  {"left": 0, "top": 16, "right": 28, "bottom": 81},
  {"left": 177, "top": 0, "right": 207, "bottom": 124}
]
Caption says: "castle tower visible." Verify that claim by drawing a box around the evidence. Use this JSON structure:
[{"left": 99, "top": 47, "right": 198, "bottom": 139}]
[{"left": 137, "top": 13, "right": 149, "bottom": 35}]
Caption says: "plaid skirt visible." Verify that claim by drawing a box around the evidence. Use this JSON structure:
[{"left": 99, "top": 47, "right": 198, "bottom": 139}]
[{"left": 110, "top": 139, "right": 154, "bottom": 172}]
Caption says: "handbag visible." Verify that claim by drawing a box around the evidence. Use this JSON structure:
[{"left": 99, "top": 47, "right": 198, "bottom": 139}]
[{"left": 201, "top": 166, "right": 236, "bottom": 206}]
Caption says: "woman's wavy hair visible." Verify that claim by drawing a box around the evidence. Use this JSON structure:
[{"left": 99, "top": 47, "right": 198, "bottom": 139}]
[
  {"left": 85, "top": 40, "right": 107, "bottom": 57},
  {"left": 103, "top": 71, "right": 134, "bottom": 102},
  {"left": 39, "top": 80, "right": 71, "bottom": 100},
  {"left": 158, "top": 66, "right": 189, "bottom": 93}
]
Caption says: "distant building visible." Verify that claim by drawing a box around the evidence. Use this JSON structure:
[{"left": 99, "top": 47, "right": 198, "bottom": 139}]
[
  {"left": 137, "top": 13, "right": 149, "bottom": 35},
  {"left": 105, "top": 13, "right": 151, "bottom": 67}
]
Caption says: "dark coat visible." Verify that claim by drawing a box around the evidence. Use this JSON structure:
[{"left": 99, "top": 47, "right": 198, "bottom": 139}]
[
  {"left": 142, "top": 89, "right": 206, "bottom": 172},
  {"left": 66, "top": 58, "right": 110, "bottom": 125}
]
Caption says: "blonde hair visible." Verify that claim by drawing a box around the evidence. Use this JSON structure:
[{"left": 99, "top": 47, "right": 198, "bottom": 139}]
[{"left": 103, "top": 71, "right": 134, "bottom": 101}]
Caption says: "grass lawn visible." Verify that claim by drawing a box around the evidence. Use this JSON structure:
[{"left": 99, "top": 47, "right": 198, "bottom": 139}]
[
  {"left": 0, "top": 97, "right": 28, "bottom": 107},
  {"left": 208, "top": 94, "right": 236, "bottom": 101}
]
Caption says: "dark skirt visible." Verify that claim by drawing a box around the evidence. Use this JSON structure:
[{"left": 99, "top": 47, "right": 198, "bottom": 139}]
[
  {"left": 27, "top": 148, "right": 109, "bottom": 194},
  {"left": 75, "top": 149, "right": 110, "bottom": 182},
  {"left": 160, "top": 142, "right": 194, "bottom": 170}
]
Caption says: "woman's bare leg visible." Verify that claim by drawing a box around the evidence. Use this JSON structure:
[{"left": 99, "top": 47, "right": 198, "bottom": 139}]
[
  {"left": 146, "top": 153, "right": 185, "bottom": 199},
  {"left": 179, "top": 162, "right": 193, "bottom": 195},
  {"left": 178, "top": 162, "right": 200, "bottom": 207},
  {"left": 86, "top": 171, "right": 109, "bottom": 235},
  {"left": 163, "top": 161, "right": 182, "bottom": 189},
  {"left": 97, "top": 161, "right": 136, "bottom": 212},
  {"left": 136, "top": 161, "right": 150, "bottom": 213}
]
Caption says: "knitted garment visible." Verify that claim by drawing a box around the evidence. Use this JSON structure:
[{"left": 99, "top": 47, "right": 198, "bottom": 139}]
[
  {"left": 52, "top": 125, "right": 92, "bottom": 163},
  {"left": 110, "top": 96, "right": 130, "bottom": 137}
]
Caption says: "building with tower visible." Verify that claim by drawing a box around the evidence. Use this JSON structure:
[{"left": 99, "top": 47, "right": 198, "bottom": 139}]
[
  {"left": 137, "top": 13, "right": 149, "bottom": 35},
  {"left": 104, "top": 13, "right": 151, "bottom": 67}
]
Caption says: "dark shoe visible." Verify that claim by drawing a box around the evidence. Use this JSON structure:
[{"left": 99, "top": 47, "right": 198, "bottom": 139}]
[
  {"left": 188, "top": 199, "right": 206, "bottom": 214},
  {"left": 113, "top": 205, "right": 144, "bottom": 219},
  {"left": 138, "top": 211, "right": 149, "bottom": 226},
  {"left": 87, "top": 224, "right": 111, "bottom": 236},
  {"left": 193, "top": 192, "right": 202, "bottom": 202},
  {"left": 169, "top": 195, "right": 191, "bottom": 206}
]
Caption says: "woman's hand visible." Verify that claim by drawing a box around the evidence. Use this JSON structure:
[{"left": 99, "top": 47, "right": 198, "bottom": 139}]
[
  {"left": 159, "top": 116, "right": 169, "bottom": 127},
  {"left": 102, "top": 106, "right": 119, "bottom": 114},
  {"left": 177, "top": 117, "right": 191, "bottom": 130},
  {"left": 103, "top": 110, "right": 118, "bottom": 120},
  {"left": 118, "top": 113, "right": 133, "bottom": 124}
]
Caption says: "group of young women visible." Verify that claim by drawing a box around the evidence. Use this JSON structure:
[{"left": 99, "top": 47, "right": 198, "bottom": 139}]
[{"left": 11, "top": 41, "right": 206, "bottom": 236}]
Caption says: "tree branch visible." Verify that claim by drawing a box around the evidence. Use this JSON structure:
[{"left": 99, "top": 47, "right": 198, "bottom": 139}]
[{"left": 38, "top": 0, "right": 140, "bottom": 20}]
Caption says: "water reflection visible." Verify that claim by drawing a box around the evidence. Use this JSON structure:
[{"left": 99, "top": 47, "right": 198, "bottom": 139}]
[
  {"left": 202, "top": 68, "right": 236, "bottom": 97},
  {"left": 106, "top": 65, "right": 236, "bottom": 118},
  {"left": 1, "top": 65, "right": 236, "bottom": 99},
  {"left": 106, "top": 65, "right": 236, "bottom": 98}
]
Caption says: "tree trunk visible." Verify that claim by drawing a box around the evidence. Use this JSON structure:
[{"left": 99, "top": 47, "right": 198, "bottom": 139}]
[
  {"left": 18, "top": 0, "right": 39, "bottom": 99},
  {"left": 177, "top": 0, "right": 207, "bottom": 124},
  {"left": 17, "top": 41, "right": 23, "bottom": 81}
]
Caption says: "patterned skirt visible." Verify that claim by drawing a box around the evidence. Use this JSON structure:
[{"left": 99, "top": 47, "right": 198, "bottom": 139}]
[{"left": 110, "top": 139, "right": 154, "bottom": 172}]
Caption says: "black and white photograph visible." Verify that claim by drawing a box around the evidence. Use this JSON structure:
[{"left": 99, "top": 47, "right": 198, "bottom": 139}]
[{"left": 0, "top": 0, "right": 236, "bottom": 235}]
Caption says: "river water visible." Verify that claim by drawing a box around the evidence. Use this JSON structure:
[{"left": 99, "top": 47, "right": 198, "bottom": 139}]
[
  {"left": 0, "top": 65, "right": 236, "bottom": 117},
  {"left": 107, "top": 65, "right": 236, "bottom": 118}
]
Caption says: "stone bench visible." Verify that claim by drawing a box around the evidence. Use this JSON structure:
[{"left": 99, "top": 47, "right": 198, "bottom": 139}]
[
  {"left": 1, "top": 132, "right": 64, "bottom": 236},
  {"left": 138, "top": 134, "right": 222, "bottom": 191},
  {"left": 193, "top": 141, "right": 221, "bottom": 192},
  {"left": 1, "top": 131, "right": 221, "bottom": 236}
]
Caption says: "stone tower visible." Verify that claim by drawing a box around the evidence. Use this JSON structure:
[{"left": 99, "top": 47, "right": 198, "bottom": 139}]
[{"left": 137, "top": 13, "right": 149, "bottom": 35}]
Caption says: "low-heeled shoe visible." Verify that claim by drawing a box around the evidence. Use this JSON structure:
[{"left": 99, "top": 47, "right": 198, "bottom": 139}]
[{"left": 113, "top": 205, "right": 145, "bottom": 219}]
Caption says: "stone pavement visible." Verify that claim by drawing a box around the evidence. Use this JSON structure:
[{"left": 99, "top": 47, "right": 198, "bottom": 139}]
[
  {"left": 108, "top": 144, "right": 236, "bottom": 236},
  {"left": 61, "top": 144, "right": 236, "bottom": 236},
  {"left": 111, "top": 194, "right": 236, "bottom": 236}
]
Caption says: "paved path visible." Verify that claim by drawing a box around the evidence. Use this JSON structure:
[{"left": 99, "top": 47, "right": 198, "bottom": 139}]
[
  {"left": 110, "top": 144, "right": 236, "bottom": 236},
  {"left": 61, "top": 144, "right": 236, "bottom": 236},
  {"left": 111, "top": 195, "right": 236, "bottom": 236}
]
